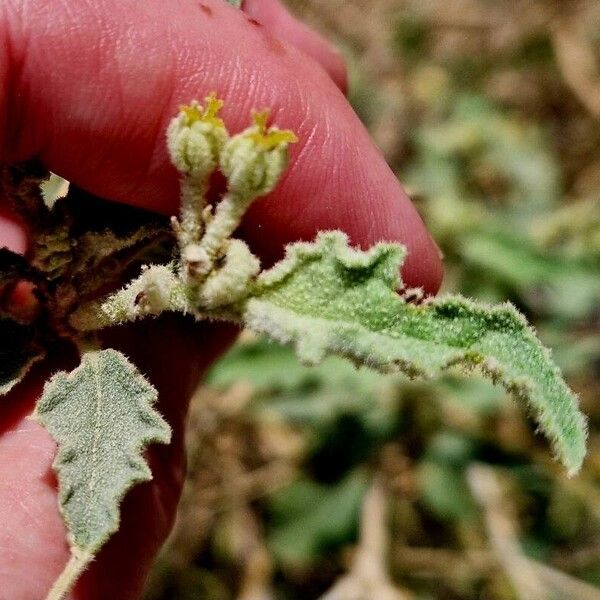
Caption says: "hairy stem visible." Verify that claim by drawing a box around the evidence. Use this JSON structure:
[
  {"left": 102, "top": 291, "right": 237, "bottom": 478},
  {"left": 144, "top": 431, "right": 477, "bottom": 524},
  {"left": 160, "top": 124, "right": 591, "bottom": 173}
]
[
  {"left": 199, "top": 192, "right": 252, "bottom": 262},
  {"left": 69, "top": 265, "right": 185, "bottom": 331},
  {"left": 178, "top": 177, "right": 207, "bottom": 248},
  {"left": 45, "top": 549, "right": 93, "bottom": 600}
]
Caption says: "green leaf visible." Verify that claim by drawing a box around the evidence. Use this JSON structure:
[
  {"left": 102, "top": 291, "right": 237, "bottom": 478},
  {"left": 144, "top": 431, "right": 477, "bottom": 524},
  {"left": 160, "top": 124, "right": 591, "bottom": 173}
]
[
  {"left": 34, "top": 349, "right": 171, "bottom": 599},
  {"left": 225, "top": 0, "right": 242, "bottom": 7},
  {"left": 461, "top": 230, "right": 600, "bottom": 320},
  {"left": 244, "top": 231, "right": 587, "bottom": 475},
  {"left": 267, "top": 471, "right": 368, "bottom": 566}
]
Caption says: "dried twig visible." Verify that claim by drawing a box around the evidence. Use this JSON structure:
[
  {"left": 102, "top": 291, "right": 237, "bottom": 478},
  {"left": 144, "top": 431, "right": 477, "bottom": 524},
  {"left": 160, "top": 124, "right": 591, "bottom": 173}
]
[
  {"left": 551, "top": 16, "right": 600, "bottom": 118},
  {"left": 467, "top": 464, "right": 600, "bottom": 600},
  {"left": 235, "top": 508, "right": 275, "bottom": 600},
  {"left": 318, "top": 477, "right": 413, "bottom": 600},
  {"left": 467, "top": 463, "right": 548, "bottom": 600}
]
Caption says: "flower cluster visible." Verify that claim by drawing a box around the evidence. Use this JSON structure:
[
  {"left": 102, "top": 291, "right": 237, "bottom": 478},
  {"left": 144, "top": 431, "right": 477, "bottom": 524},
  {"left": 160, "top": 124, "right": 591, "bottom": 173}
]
[{"left": 72, "top": 95, "right": 297, "bottom": 327}]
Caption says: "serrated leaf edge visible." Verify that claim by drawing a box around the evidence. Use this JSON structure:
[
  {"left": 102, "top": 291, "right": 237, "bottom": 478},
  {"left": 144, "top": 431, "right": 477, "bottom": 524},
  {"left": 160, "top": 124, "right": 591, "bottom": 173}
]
[
  {"left": 0, "top": 353, "right": 44, "bottom": 396},
  {"left": 33, "top": 349, "right": 171, "bottom": 600},
  {"left": 244, "top": 232, "right": 587, "bottom": 476}
]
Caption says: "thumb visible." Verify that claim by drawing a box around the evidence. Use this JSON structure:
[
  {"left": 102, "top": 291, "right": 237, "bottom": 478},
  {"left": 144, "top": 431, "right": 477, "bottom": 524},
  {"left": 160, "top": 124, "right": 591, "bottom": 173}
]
[{"left": 1, "top": 0, "right": 442, "bottom": 293}]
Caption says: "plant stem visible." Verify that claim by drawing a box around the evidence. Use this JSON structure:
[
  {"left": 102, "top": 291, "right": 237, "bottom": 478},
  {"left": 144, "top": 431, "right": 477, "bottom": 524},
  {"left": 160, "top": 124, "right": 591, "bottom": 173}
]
[
  {"left": 178, "top": 178, "right": 207, "bottom": 248},
  {"left": 199, "top": 191, "right": 251, "bottom": 262},
  {"left": 69, "top": 264, "right": 184, "bottom": 331},
  {"left": 45, "top": 548, "right": 93, "bottom": 600}
]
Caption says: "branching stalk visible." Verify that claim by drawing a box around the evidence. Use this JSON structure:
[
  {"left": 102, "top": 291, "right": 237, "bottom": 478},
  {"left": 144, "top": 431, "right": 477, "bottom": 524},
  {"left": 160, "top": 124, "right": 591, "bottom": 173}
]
[{"left": 199, "top": 191, "right": 253, "bottom": 263}]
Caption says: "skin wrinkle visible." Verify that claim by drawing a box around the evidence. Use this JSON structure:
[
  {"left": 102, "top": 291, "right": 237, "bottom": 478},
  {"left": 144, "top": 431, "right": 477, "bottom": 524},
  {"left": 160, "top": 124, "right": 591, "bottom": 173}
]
[
  {"left": 0, "top": 435, "right": 54, "bottom": 462},
  {"left": 62, "top": 0, "right": 95, "bottom": 24},
  {"left": 216, "top": 2, "right": 341, "bottom": 137},
  {"left": 132, "top": 69, "right": 177, "bottom": 195},
  {"left": 282, "top": 118, "right": 341, "bottom": 225},
  {"left": 225, "top": 54, "right": 257, "bottom": 120},
  {"left": 99, "top": 19, "right": 175, "bottom": 196},
  {"left": 279, "top": 119, "right": 319, "bottom": 197},
  {"left": 273, "top": 104, "right": 354, "bottom": 227},
  {"left": 144, "top": 84, "right": 175, "bottom": 182},
  {"left": 39, "top": 3, "right": 111, "bottom": 157},
  {"left": 17, "top": 495, "right": 43, "bottom": 529},
  {"left": 110, "top": 30, "right": 128, "bottom": 131}
]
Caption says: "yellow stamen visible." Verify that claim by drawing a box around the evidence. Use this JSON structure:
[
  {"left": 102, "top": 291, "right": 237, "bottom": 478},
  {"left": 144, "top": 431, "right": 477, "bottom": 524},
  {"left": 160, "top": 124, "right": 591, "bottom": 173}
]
[
  {"left": 249, "top": 109, "right": 298, "bottom": 150},
  {"left": 253, "top": 109, "right": 270, "bottom": 134},
  {"left": 180, "top": 93, "right": 225, "bottom": 128}
]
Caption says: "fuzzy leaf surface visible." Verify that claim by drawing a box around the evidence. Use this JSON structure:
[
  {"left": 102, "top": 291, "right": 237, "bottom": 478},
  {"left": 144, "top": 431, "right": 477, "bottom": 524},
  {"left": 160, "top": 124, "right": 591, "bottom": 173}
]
[
  {"left": 244, "top": 232, "right": 587, "bottom": 474},
  {"left": 34, "top": 349, "right": 171, "bottom": 554}
]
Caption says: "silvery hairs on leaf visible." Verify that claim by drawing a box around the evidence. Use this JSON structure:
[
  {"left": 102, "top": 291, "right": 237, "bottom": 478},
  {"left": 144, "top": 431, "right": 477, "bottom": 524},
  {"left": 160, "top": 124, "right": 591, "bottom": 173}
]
[
  {"left": 72, "top": 98, "right": 587, "bottom": 476},
  {"left": 34, "top": 349, "right": 171, "bottom": 600},
  {"left": 39, "top": 93, "right": 586, "bottom": 598},
  {"left": 244, "top": 231, "right": 587, "bottom": 475}
]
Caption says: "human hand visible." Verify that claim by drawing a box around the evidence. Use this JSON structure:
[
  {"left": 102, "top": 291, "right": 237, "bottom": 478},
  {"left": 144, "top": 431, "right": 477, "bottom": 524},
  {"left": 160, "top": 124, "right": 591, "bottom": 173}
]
[{"left": 0, "top": 1, "right": 442, "bottom": 598}]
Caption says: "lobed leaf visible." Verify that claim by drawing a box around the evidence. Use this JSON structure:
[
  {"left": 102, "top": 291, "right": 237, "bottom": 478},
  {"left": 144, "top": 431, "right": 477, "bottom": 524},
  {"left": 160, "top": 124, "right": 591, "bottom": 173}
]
[
  {"left": 34, "top": 349, "right": 171, "bottom": 598},
  {"left": 244, "top": 231, "right": 587, "bottom": 475}
]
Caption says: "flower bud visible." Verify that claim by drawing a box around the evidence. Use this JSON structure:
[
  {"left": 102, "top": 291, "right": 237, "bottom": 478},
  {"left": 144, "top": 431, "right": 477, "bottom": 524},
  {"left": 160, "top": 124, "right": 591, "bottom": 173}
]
[
  {"left": 220, "top": 110, "right": 297, "bottom": 198},
  {"left": 167, "top": 94, "right": 228, "bottom": 180}
]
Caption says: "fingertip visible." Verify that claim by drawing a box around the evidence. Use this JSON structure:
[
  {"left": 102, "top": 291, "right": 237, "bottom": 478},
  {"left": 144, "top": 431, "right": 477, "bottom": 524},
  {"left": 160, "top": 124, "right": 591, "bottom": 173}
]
[
  {"left": 9, "top": 0, "right": 440, "bottom": 295},
  {"left": 240, "top": 101, "right": 443, "bottom": 297},
  {"left": 401, "top": 223, "right": 444, "bottom": 296},
  {"left": 243, "top": 0, "right": 348, "bottom": 94}
]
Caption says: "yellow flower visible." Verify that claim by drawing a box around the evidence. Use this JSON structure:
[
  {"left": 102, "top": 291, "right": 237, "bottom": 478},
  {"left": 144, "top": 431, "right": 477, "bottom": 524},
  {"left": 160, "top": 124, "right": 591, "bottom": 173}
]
[
  {"left": 220, "top": 109, "right": 297, "bottom": 198},
  {"left": 167, "top": 93, "right": 229, "bottom": 180}
]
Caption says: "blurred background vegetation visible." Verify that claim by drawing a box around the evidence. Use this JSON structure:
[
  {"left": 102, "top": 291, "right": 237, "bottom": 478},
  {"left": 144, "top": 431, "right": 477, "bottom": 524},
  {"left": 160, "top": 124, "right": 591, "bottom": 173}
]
[{"left": 144, "top": 1, "right": 600, "bottom": 598}]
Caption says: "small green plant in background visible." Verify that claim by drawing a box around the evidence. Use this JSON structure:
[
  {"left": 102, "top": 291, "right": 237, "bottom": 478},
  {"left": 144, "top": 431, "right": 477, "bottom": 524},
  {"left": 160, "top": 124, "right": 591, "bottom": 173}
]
[{"left": 0, "top": 91, "right": 588, "bottom": 599}]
